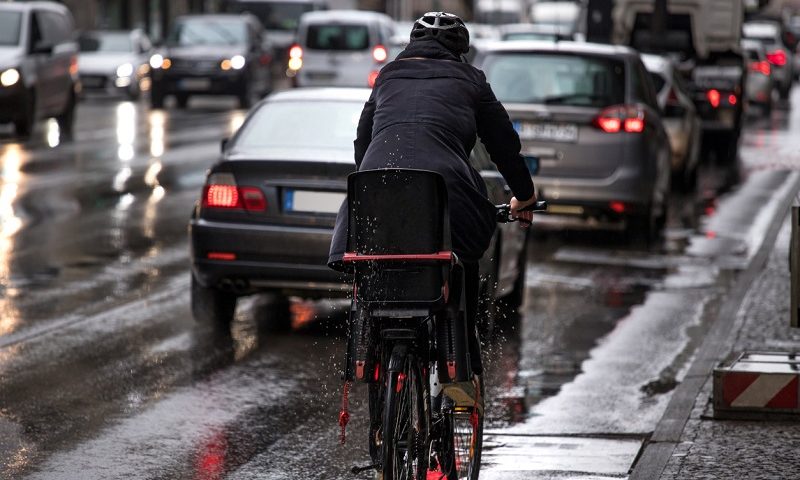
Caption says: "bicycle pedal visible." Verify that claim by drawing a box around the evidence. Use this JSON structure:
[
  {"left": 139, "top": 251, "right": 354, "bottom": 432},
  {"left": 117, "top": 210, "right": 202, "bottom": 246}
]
[{"left": 351, "top": 463, "right": 381, "bottom": 475}]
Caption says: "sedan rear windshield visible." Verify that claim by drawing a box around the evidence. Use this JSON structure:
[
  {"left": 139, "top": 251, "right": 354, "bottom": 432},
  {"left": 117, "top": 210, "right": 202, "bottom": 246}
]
[
  {"left": 306, "top": 24, "right": 369, "bottom": 51},
  {"left": 0, "top": 11, "right": 22, "bottom": 46},
  {"left": 168, "top": 19, "right": 247, "bottom": 46},
  {"left": 234, "top": 100, "right": 362, "bottom": 153},
  {"left": 482, "top": 52, "right": 625, "bottom": 107}
]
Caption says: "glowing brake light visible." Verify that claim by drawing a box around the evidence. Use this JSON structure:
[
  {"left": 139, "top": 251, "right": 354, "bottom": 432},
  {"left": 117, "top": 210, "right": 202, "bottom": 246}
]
[
  {"left": 728, "top": 94, "right": 737, "bottom": 106},
  {"left": 205, "top": 185, "right": 239, "bottom": 208},
  {"left": 372, "top": 45, "right": 388, "bottom": 63},
  {"left": 707, "top": 89, "right": 721, "bottom": 108},
  {"left": 202, "top": 173, "right": 266, "bottom": 211},
  {"left": 594, "top": 105, "right": 645, "bottom": 134},
  {"left": 368, "top": 70, "right": 379, "bottom": 88},
  {"left": 749, "top": 60, "right": 771, "bottom": 76},
  {"left": 766, "top": 49, "right": 787, "bottom": 66}
]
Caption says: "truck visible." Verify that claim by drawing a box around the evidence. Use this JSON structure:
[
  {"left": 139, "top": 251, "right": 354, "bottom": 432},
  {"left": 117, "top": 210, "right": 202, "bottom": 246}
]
[{"left": 611, "top": 0, "right": 746, "bottom": 170}]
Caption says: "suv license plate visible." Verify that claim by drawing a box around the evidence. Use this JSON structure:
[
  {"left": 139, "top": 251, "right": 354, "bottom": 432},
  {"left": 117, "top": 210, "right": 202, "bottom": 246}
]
[
  {"left": 179, "top": 78, "right": 211, "bottom": 91},
  {"left": 515, "top": 122, "right": 579, "bottom": 143}
]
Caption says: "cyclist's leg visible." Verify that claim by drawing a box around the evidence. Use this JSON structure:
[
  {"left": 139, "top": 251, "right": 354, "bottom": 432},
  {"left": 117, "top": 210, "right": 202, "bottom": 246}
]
[{"left": 462, "top": 260, "right": 483, "bottom": 376}]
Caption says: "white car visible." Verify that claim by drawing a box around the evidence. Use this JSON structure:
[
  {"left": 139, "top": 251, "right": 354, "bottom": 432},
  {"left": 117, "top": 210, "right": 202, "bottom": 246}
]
[
  {"left": 288, "top": 10, "right": 396, "bottom": 88},
  {"left": 78, "top": 29, "right": 152, "bottom": 100}
]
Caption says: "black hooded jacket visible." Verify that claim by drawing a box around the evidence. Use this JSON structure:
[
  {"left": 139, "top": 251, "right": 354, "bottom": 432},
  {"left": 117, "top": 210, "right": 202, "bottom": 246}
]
[{"left": 327, "top": 39, "right": 534, "bottom": 269}]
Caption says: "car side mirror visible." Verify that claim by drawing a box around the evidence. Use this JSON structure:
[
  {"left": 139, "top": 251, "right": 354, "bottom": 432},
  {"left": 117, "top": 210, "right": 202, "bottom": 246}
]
[
  {"left": 31, "top": 42, "right": 53, "bottom": 55},
  {"left": 220, "top": 138, "right": 229, "bottom": 153}
]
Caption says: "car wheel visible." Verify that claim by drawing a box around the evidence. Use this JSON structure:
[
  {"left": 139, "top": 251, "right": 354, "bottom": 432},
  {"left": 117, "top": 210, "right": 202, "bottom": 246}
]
[
  {"left": 191, "top": 275, "right": 237, "bottom": 331},
  {"left": 14, "top": 92, "right": 35, "bottom": 139},
  {"left": 780, "top": 86, "right": 791, "bottom": 101},
  {"left": 56, "top": 89, "right": 76, "bottom": 138},
  {"left": 127, "top": 83, "right": 141, "bottom": 101},
  {"left": 150, "top": 91, "right": 165, "bottom": 109},
  {"left": 176, "top": 94, "right": 189, "bottom": 109}
]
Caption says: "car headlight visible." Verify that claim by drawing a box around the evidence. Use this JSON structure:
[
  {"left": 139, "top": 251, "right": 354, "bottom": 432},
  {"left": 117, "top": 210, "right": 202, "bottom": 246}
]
[
  {"left": 116, "top": 63, "right": 134, "bottom": 78},
  {"left": 149, "top": 54, "right": 170, "bottom": 70},
  {"left": 1, "top": 68, "right": 20, "bottom": 87},
  {"left": 230, "top": 55, "right": 245, "bottom": 70}
]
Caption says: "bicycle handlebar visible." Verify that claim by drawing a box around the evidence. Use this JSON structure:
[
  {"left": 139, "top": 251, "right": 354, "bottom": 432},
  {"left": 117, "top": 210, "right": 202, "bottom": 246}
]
[{"left": 495, "top": 200, "right": 548, "bottom": 223}]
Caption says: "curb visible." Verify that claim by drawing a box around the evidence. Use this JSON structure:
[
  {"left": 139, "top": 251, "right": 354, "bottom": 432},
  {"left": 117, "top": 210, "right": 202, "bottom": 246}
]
[{"left": 629, "top": 172, "right": 800, "bottom": 479}]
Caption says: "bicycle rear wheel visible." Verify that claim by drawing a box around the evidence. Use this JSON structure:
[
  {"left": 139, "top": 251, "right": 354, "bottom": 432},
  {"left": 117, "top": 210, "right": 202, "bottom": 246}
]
[
  {"left": 440, "top": 377, "right": 484, "bottom": 480},
  {"left": 382, "top": 352, "right": 428, "bottom": 480}
]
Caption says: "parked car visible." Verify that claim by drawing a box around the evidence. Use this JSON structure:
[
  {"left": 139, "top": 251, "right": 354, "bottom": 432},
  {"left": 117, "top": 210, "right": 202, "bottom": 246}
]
[
  {"left": 473, "top": 41, "right": 671, "bottom": 241},
  {"left": 78, "top": 29, "right": 152, "bottom": 100},
  {"left": 498, "top": 23, "right": 574, "bottom": 42},
  {"left": 741, "top": 38, "right": 774, "bottom": 115},
  {"left": 641, "top": 53, "right": 701, "bottom": 191},
  {"left": 149, "top": 14, "right": 273, "bottom": 109},
  {"left": 221, "top": 0, "right": 327, "bottom": 64},
  {"left": 743, "top": 20, "right": 794, "bottom": 100},
  {"left": 189, "top": 88, "right": 530, "bottom": 327},
  {"left": 287, "top": 10, "right": 395, "bottom": 88},
  {"left": 0, "top": 1, "right": 79, "bottom": 138}
]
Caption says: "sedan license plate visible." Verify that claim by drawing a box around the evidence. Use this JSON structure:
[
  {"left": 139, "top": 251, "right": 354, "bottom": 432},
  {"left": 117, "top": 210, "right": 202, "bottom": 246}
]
[
  {"left": 284, "top": 189, "right": 345, "bottom": 214},
  {"left": 515, "top": 122, "right": 578, "bottom": 143},
  {"left": 179, "top": 78, "right": 211, "bottom": 91}
]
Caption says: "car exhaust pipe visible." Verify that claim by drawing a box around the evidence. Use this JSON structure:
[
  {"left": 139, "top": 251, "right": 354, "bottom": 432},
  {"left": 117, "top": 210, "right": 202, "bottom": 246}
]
[
  {"left": 219, "top": 278, "right": 235, "bottom": 291},
  {"left": 233, "top": 278, "right": 249, "bottom": 293}
]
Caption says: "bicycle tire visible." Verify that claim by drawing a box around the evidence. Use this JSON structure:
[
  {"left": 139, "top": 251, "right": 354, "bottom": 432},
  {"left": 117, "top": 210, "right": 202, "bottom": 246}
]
[
  {"left": 382, "top": 351, "right": 429, "bottom": 480},
  {"left": 439, "top": 376, "right": 484, "bottom": 480}
]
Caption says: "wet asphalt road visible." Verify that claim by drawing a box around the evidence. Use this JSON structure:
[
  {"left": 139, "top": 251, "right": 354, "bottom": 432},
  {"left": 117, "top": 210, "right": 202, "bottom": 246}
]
[{"left": 0, "top": 88, "right": 798, "bottom": 479}]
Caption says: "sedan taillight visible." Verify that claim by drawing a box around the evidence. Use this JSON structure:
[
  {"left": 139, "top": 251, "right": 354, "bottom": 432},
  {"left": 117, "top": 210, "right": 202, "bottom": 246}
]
[
  {"left": 594, "top": 105, "right": 645, "bottom": 134},
  {"left": 749, "top": 60, "right": 771, "bottom": 76},
  {"left": 202, "top": 173, "right": 267, "bottom": 212}
]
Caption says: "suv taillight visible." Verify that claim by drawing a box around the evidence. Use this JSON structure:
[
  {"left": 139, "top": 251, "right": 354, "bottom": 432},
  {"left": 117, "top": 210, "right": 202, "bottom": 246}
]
[
  {"left": 766, "top": 49, "right": 787, "bottom": 66},
  {"left": 593, "top": 105, "right": 645, "bottom": 133},
  {"left": 202, "top": 173, "right": 266, "bottom": 211},
  {"left": 372, "top": 45, "right": 388, "bottom": 63},
  {"left": 749, "top": 60, "right": 771, "bottom": 76}
]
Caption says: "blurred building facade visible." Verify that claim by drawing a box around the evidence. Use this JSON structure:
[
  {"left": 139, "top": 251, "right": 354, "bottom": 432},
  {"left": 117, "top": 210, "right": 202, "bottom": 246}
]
[{"left": 57, "top": 0, "right": 475, "bottom": 37}]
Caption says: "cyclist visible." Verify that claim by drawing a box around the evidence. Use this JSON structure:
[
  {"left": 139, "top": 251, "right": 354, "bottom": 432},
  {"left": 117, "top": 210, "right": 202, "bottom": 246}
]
[{"left": 328, "top": 11, "right": 537, "bottom": 402}]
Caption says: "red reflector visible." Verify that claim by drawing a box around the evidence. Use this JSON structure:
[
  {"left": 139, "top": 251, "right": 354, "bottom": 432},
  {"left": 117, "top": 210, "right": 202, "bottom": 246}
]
[
  {"left": 367, "top": 70, "right": 379, "bottom": 88},
  {"left": 372, "top": 45, "right": 388, "bottom": 63},
  {"left": 707, "top": 89, "right": 721, "bottom": 108},
  {"left": 241, "top": 187, "right": 267, "bottom": 211},
  {"left": 288, "top": 44, "right": 303, "bottom": 59},
  {"left": 624, "top": 118, "right": 645, "bottom": 133},
  {"left": 205, "top": 185, "right": 240, "bottom": 208},
  {"left": 728, "top": 94, "right": 737, "bottom": 106},
  {"left": 208, "top": 252, "right": 236, "bottom": 260},
  {"left": 373, "top": 363, "right": 381, "bottom": 382},
  {"left": 766, "top": 49, "right": 787, "bottom": 66},
  {"left": 609, "top": 201, "right": 626, "bottom": 213}
]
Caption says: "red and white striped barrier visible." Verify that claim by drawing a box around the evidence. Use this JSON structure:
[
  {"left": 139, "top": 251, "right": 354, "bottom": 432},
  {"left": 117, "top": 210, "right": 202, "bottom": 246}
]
[{"left": 713, "top": 352, "right": 800, "bottom": 418}]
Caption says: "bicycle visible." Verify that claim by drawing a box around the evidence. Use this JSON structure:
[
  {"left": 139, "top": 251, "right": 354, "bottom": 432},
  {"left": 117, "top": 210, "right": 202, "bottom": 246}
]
[{"left": 337, "top": 169, "right": 545, "bottom": 480}]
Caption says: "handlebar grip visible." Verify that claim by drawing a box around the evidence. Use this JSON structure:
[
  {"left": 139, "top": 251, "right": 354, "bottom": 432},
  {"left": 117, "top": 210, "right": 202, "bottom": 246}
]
[{"left": 518, "top": 200, "right": 548, "bottom": 213}]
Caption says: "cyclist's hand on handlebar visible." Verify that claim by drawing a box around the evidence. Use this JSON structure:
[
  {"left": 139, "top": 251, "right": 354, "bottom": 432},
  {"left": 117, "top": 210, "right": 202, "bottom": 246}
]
[{"left": 510, "top": 194, "right": 538, "bottom": 227}]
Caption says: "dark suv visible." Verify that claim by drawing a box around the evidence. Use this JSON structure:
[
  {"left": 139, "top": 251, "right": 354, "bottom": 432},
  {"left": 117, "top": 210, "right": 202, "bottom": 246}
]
[
  {"left": 149, "top": 14, "right": 272, "bottom": 109},
  {"left": 0, "top": 2, "right": 78, "bottom": 138}
]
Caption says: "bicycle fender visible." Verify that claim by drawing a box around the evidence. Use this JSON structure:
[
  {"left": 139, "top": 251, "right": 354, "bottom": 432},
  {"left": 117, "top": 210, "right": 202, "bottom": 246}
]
[{"left": 387, "top": 344, "right": 408, "bottom": 372}]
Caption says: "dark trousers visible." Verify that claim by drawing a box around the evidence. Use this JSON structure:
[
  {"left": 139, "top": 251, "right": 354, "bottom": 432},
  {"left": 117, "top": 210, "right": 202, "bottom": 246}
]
[{"left": 463, "top": 260, "right": 483, "bottom": 375}]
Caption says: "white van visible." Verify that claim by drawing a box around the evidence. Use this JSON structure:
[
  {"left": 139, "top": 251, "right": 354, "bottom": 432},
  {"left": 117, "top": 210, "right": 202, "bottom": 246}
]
[{"left": 288, "top": 10, "right": 395, "bottom": 88}]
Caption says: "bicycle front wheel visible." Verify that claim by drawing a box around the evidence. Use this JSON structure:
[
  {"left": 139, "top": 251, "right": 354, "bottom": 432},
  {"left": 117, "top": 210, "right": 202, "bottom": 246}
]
[{"left": 382, "top": 352, "right": 428, "bottom": 480}]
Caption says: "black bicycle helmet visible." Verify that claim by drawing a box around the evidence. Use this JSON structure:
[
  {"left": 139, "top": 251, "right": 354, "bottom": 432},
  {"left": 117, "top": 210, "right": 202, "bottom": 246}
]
[{"left": 410, "top": 12, "right": 470, "bottom": 55}]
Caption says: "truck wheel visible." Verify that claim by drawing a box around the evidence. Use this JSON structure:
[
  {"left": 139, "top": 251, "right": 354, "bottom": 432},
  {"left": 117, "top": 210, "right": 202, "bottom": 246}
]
[{"left": 191, "top": 275, "right": 237, "bottom": 331}]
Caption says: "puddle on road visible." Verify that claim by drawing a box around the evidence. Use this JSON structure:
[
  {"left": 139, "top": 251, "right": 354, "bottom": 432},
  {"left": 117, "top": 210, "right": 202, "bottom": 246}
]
[{"left": 481, "top": 435, "right": 643, "bottom": 479}]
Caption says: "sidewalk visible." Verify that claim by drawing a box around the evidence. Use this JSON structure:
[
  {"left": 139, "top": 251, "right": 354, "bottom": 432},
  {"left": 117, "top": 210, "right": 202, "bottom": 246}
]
[{"left": 649, "top": 214, "right": 800, "bottom": 479}]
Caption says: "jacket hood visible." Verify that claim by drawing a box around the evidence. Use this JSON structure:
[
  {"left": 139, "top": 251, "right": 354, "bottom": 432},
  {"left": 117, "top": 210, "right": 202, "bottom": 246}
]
[{"left": 396, "top": 38, "right": 463, "bottom": 62}]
